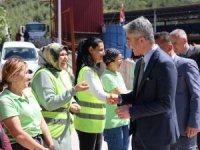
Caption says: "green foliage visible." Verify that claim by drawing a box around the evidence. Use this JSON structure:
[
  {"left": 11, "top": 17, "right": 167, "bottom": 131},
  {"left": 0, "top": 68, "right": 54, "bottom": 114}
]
[
  {"left": 0, "top": 6, "right": 7, "bottom": 44},
  {"left": 1, "top": 0, "right": 200, "bottom": 41},
  {"left": 2, "top": 0, "right": 52, "bottom": 40},
  {"left": 104, "top": 0, "right": 200, "bottom": 12}
]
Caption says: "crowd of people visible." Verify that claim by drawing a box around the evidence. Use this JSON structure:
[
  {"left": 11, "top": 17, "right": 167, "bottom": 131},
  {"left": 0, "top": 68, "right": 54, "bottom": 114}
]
[{"left": 0, "top": 16, "right": 200, "bottom": 150}]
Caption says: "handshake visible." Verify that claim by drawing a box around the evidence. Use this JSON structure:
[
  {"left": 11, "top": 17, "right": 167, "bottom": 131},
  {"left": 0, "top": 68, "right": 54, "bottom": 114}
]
[
  {"left": 106, "top": 93, "right": 120, "bottom": 105},
  {"left": 106, "top": 94, "right": 132, "bottom": 119}
]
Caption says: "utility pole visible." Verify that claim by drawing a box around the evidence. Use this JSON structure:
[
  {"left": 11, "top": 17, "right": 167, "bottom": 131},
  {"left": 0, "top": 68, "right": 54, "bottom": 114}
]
[
  {"left": 58, "top": 0, "right": 62, "bottom": 44},
  {"left": 153, "top": 9, "right": 157, "bottom": 33},
  {"left": 153, "top": 1, "right": 157, "bottom": 33}
]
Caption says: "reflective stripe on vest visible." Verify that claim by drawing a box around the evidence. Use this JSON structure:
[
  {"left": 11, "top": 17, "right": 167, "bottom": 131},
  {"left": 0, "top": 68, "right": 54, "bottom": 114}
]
[
  {"left": 76, "top": 99, "right": 106, "bottom": 108},
  {"left": 76, "top": 113, "right": 105, "bottom": 120},
  {"left": 32, "top": 68, "right": 72, "bottom": 138},
  {"left": 40, "top": 105, "right": 69, "bottom": 124},
  {"left": 74, "top": 66, "right": 106, "bottom": 133},
  {"left": 45, "top": 118, "right": 68, "bottom": 125},
  {"left": 75, "top": 99, "right": 105, "bottom": 120}
]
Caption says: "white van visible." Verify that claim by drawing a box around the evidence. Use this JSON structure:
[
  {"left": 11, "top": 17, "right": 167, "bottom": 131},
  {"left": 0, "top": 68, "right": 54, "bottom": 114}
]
[{"left": 0, "top": 41, "right": 40, "bottom": 79}]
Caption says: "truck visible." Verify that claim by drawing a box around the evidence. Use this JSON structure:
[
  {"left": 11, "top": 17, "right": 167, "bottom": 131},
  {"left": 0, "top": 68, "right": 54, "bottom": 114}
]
[{"left": 21, "top": 21, "right": 50, "bottom": 48}]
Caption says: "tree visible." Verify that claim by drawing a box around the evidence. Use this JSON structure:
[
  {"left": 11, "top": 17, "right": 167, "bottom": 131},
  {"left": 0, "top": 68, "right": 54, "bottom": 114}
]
[
  {"left": 2, "top": 0, "right": 51, "bottom": 40},
  {"left": 103, "top": 0, "right": 200, "bottom": 12},
  {"left": 0, "top": 7, "right": 8, "bottom": 46}
]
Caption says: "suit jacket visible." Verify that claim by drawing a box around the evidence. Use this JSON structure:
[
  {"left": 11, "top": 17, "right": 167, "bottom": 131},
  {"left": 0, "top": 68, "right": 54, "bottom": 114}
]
[
  {"left": 185, "top": 45, "right": 200, "bottom": 69},
  {"left": 121, "top": 48, "right": 179, "bottom": 146},
  {"left": 174, "top": 55, "right": 200, "bottom": 136}
]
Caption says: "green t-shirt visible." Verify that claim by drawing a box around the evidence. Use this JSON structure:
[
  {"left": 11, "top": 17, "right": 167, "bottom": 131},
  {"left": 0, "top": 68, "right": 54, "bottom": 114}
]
[
  {"left": 0, "top": 88, "right": 42, "bottom": 144},
  {"left": 101, "top": 69, "right": 129, "bottom": 129}
]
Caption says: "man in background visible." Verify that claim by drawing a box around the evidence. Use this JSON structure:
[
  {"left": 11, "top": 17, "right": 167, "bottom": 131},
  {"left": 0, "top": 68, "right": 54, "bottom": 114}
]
[
  {"left": 155, "top": 31, "right": 200, "bottom": 150},
  {"left": 170, "top": 29, "right": 200, "bottom": 69}
]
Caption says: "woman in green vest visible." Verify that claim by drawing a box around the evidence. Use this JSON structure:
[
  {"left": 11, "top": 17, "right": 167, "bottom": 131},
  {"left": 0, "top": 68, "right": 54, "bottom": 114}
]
[
  {"left": 101, "top": 48, "right": 130, "bottom": 150},
  {"left": 74, "top": 37, "right": 118, "bottom": 150},
  {"left": 31, "top": 43, "right": 89, "bottom": 150}
]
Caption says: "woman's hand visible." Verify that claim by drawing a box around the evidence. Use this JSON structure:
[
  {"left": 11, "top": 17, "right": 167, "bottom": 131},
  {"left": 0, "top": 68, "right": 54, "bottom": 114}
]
[
  {"left": 70, "top": 103, "right": 81, "bottom": 113},
  {"left": 106, "top": 93, "right": 119, "bottom": 105},
  {"left": 74, "top": 81, "right": 89, "bottom": 92}
]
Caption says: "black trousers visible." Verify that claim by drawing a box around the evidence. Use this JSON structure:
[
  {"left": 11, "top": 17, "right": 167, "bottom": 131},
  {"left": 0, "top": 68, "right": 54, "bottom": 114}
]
[
  {"left": 76, "top": 130, "right": 102, "bottom": 150},
  {"left": 11, "top": 134, "right": 44, "bottom": 150},
  {"left": 132, "top": 133, "right": 170, "bottom": 150},
  {"left": 197, "top": 133, "right": 200, "bottom": 149}
]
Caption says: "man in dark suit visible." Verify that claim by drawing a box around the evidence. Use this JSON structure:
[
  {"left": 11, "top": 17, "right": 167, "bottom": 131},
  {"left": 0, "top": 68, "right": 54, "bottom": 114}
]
[
  {"left": 170, "top": 29, "right": 200, "bottom": 69},
  {"left": 155, "top": 31, "right": 200, "bottom": 150},
  {"left": 116, "top": 16, "right": 179, "bottom": 150}
]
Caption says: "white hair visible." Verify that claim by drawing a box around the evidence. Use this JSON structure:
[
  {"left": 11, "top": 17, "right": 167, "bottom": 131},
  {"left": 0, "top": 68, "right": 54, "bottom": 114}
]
[
  {"left": 123, "top": 16, "right": 155, "bottom": 43},
  {"left": 170, "top": 29, "right": 187, "bottom": 39}
]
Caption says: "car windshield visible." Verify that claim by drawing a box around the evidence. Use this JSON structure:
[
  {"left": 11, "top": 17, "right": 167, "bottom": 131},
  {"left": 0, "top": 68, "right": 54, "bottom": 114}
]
[
  {"left": 26, "top": 24, "right": 45, "bottom": 32},
  {"left": 3, "top": 47, "right": 38, "bottom": 61}
]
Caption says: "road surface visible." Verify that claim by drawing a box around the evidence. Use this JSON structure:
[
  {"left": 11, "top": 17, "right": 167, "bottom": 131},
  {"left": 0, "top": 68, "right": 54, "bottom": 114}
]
[{"left": 71, "top": 130, "right": 132, "bottom": 150}]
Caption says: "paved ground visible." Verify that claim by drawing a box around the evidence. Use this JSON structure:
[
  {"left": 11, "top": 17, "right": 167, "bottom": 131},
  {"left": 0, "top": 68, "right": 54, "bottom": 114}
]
[{"left": 71, "top": 130, "right": 132, "bottom": 150}]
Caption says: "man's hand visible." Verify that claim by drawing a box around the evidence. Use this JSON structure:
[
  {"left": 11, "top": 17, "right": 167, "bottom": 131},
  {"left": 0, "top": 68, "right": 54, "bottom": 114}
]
[
  {"left": 116, "top": 105, "right": 131, "bottom": 119},
  {"left": 70, "top": 103, "right": 81, "bottom": 113},
  {"left": 185, "top": 127, "right": 198, "bottom": 138},
  {"left": 106, "top": 93, "right": 119, "bottom": 105}
]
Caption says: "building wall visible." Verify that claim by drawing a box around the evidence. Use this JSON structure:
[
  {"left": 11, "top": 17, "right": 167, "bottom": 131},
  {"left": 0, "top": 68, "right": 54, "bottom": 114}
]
[{"left": 54, "top": 0, "right": 104, "bottom": 37}]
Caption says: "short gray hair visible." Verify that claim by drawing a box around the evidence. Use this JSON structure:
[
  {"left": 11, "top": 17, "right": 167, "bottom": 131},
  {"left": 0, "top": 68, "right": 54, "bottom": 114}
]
[
  {"left": 170, "top": 29, "right": 187, "bottom": 39},
  {"left": 124, "top": 16, "right": 154, "bottom": 43}
]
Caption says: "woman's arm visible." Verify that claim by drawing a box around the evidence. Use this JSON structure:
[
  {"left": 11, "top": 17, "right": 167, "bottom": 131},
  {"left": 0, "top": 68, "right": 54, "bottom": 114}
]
[
  {"left": 83, "top": 70, "right": 108, "bottom": 101},
  {"left": 3, "top": 116, "right": 47, "bottom": 150},
  {"left": 31, "top": 72, "right": 75, "bottom": 111},
  {"left": 40, "top": 117, "right": 54, "bottom": 150}
]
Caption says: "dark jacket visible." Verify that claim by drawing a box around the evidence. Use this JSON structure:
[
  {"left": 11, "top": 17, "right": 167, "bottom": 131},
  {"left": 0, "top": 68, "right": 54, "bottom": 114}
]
[
  {"left": 185, "top": 45, "right": 200, "bottom": 69},
  {"left": 121, "top": 49, "right": 179, "bottom": 147}
]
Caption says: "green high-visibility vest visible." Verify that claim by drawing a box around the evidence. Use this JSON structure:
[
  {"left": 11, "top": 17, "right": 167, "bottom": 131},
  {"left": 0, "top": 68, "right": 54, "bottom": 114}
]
[
  {"left": 32, "top": 67, "right": 73, "bottom": 138},
  {"left": 74, "top": 66, "right": 106, "bottom": 133}
]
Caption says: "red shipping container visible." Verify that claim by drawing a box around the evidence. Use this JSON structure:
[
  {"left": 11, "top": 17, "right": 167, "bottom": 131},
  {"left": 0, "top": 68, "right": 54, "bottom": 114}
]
[{"left": 54, "top": 0, "right": 104, "bottom": 37}]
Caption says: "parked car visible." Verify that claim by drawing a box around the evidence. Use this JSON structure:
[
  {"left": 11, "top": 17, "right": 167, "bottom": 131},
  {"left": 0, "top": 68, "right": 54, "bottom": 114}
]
[{"left": 0, "top": 41, "right": 39, "bottom": 79}]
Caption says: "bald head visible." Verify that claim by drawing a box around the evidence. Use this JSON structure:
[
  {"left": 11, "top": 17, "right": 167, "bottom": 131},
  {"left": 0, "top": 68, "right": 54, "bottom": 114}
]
[
  {"left": 169, "top": 29, "right": 189, "bottom": 55},
  {"left": 170, "top": 29, "right": 187, "bottom": 39}
]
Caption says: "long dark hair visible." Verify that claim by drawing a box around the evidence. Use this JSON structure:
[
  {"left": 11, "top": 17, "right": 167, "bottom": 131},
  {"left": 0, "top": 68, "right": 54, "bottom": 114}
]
[{"left": 75, "top": 37, "right": 103, "bottom": 84}]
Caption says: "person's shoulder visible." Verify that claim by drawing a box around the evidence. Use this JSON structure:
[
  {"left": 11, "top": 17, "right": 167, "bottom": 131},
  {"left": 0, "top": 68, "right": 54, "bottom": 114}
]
[
  {"left": 101, "top": 72, "right": 114, "bottom": 81},
  {"left": 153, "top": 50, "right": 177, "bottom": 72},
  {"left": 33, "top": 68, "right": 52, "bottom": 80},
  {"left": 0, "top": 90, "right": 13, "bottom": 101},
  {"left": 191, "top": 44, "right": 200, "bottom": 50},
  {"left": 31, "top": 68, "right": 53, "bottom": 88},
  {"left": 189, "top": 44, "right": 200, "bottom": 54},
  {"left": 184, "top": 58, "right": 198, "bottom": 69},
  {"left": 101, "top": 70, "right": 107, "bottom": 77},
  {"left": 155, "top": 49, "right": 174, "bottom": 63},
  {"left": 177, "top": 56, "right": 198, "bottom": 70},
  {"left": 0, "top": 90, "right": 15, "bottom": 107},
  {"left": 23, "top": 88, "right": 40, "bottom": 106},
  {"left": 82, "top": 66, "right": 98, "bottom": 77},
  {"left": 178, "top": 55, "right": 196, "bottom": 65}
]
